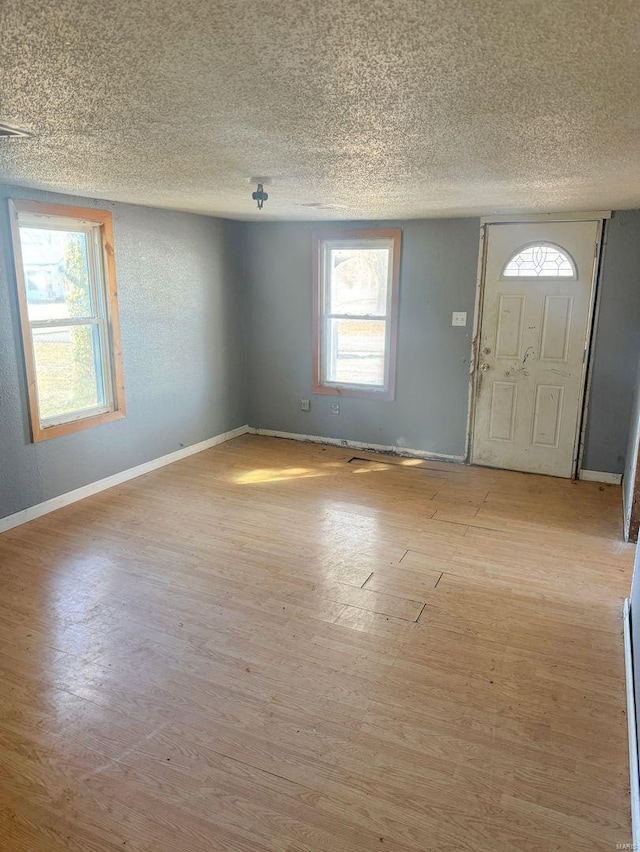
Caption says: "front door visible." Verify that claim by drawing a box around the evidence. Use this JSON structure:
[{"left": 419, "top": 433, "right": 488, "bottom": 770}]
[{"left": 472, "top": 221, "right": 600, "bottom": 478}]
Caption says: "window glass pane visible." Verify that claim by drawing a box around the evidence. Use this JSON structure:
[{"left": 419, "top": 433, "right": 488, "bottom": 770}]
[
  {"left": 19, "top": 227, "right": 93, "bottom": 320},
  {"left": 329, "top": 248, "right": 390, "bottom": 316},
  {"left": 325, "top": 318, "right": 386, "bottom": 387},
  {"left": 32, "top": 324, "right": 105, "bottom": 420},
  {"left": 503, "top": 244, "right": 575, "bottom": 277}
]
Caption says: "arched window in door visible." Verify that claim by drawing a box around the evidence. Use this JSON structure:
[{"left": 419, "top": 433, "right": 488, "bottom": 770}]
[{"left": 502, "top": 243, "right": 576, "bottom": 278}]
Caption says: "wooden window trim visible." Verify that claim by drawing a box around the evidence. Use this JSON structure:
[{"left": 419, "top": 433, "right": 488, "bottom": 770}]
[
  {"left": 8, "top": 199, "right": 126, "bottom": 442},
  {"left": 312, "top": 228, "right": 401, "bottom": 401}
]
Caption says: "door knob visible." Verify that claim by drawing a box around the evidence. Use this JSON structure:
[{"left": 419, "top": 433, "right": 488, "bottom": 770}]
[{"left": 480, "top": 362, "right": 490, "bottom": 371}]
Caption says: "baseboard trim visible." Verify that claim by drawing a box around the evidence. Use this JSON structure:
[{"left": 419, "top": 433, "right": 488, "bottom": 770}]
[
  {"left": 247, "top": 427, "right": 465, "bottom": 464},
  {"left": 0, "top": 424, "right": 250, "bottom": 535},
  {"left": 624, "top": 598, "right": 640, "bottom": 848},
  {"left": 579, "top": 469, "right": 622, "bottom": 485},
  {"left": 3, "top": 426, "right": 615, "bottom": 534}
]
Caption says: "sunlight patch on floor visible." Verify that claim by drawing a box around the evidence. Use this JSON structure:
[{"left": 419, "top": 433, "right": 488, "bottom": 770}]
[{"left": 233, "top": 467, "right": 328, "bottom": 484}]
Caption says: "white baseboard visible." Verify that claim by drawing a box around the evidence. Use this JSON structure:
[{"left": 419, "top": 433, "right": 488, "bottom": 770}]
[
  {"left": 3, "top": 425, "right": 617, "bottom": 535},
  {"left": 624, "top": 598, "right": 640, "bottom": 848},
  {"left": 248, "top": 427, "right": 464, "bottom": 464},
  {"left": 579, "top": 469, "right": 622, "bottom": 485},
  {"left": 0, "top": 424, "right": 250, "bottom": 535}
]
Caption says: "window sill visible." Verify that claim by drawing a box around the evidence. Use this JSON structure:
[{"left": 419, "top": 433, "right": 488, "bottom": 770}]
[
  {"left": 32, "top": 408, "right": 126, "bottom": 442},
  {"left": 313, "top": 383, "right": 395, "bottom": 401}
]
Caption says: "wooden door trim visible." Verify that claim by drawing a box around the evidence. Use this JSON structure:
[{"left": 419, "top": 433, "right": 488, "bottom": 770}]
[
  {"left": 575, "top": 219, "right": 606, "bottom": 480},
  {"left": 481, "top": 211, "right": 611, "bottom": 225},
  {"left": 627, "top": 452, "right": 640, "bottom": 542},
  {"left": 464, "top": 223, "right": 489, "bottom": 463}
]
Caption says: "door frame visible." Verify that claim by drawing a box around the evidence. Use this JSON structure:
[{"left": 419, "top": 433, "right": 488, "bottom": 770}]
[{"left": 465, "top": 212, "right": 610, "bottom": 479}]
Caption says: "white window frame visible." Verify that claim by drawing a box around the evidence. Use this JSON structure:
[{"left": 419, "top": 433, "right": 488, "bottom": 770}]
[{"left": 313, "top": 229, "right": 401, "bottom": 400}]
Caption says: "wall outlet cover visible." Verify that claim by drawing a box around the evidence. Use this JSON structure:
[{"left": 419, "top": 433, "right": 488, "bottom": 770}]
[
  {"left": 300, "top": 398, "right": 311, "bottom": 411},
  {"left": 452, "top": 311, "right": 467, "bottom": 326},
  {"left": 330, "top": 402, "right": 340, "bottom": 415}
]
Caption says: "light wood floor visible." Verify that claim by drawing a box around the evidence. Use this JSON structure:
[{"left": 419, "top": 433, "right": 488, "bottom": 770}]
[{"left": 0, "top": 434, "right": 635, "bottom": 851}]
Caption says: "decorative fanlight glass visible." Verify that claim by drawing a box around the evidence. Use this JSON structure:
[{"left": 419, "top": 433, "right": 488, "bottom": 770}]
[{"left": 503, "top": 243, "right": 575, "bottom": 278}]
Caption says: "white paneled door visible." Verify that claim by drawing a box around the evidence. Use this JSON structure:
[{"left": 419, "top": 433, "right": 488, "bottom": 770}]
[{"left": 472, "top": 221, "right": 601, "bottom": 478}]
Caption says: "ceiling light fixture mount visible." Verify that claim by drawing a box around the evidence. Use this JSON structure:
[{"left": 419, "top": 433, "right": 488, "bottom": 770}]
[{"left": 251, "top": 181, "right": 269, "bottom": 210}]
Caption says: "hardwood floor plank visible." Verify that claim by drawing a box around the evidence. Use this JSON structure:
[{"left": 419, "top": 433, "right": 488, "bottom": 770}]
[{"left": 0, "top": 434, "right": 634, "bottom": 851}]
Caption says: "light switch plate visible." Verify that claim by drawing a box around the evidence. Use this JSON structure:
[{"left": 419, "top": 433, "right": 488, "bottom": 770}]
[{"left": 452, "top": 311, "right": 467, "bottom": 327}]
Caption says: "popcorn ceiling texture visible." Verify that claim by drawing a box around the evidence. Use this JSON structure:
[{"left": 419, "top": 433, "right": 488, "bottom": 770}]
[{"left": 1, "top": 0, "right": 640, "bottom": 220}]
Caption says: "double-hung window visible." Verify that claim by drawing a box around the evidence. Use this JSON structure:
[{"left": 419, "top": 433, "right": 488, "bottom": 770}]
[
  {"left": 313, "top": 229, "right": 401, "bottom": 399},
  {"left": 9, "top": 200, "right": 125, "bottom": 441}
]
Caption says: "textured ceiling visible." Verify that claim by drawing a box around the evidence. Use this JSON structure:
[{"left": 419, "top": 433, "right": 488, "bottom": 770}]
[{"left": 1, "top": 0, "right": 640, "bottom": 221}]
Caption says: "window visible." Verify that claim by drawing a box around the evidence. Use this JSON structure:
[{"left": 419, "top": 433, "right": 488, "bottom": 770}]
[
  {"left": 503, "top": 243, "right": 576, "bottom": 278},
  {"left": 9, "top": 200, "right": 125, "bottom": 441},
  {"left": 313, "top": 229, "right": 401, "bottom": 399}
]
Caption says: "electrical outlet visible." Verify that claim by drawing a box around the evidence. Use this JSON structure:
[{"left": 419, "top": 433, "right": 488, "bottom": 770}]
[
  {"left": 452, "top": 311, "right": 467, "bottom": 327},
  {"left": 300, "top": 398, "right": 311, "bottom": 412},
  {"left": 330, "top": 402, "right": 340, "bottom": 415}
]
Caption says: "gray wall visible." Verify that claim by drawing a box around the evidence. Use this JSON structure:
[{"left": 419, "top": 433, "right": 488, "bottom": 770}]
[
  {"left": 2, "top": 197, "right": 639, "bottom": 524},
  {"left": 582, "top": 211, "right": 640, "bottom": 474},
  {"left": 245, "top": 215, "right": 640, "bottom": 472},
  {"left": 0, "top": 185, "right": 247, "bottom": 520},
  {"left": 245, "top": 219, "right": 480, "bottom": 459}
]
